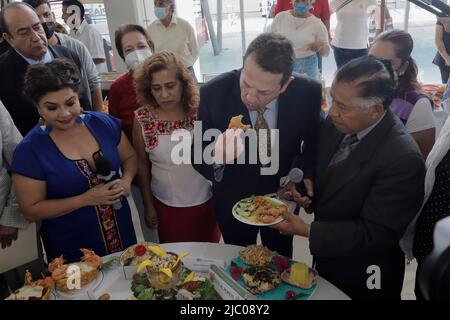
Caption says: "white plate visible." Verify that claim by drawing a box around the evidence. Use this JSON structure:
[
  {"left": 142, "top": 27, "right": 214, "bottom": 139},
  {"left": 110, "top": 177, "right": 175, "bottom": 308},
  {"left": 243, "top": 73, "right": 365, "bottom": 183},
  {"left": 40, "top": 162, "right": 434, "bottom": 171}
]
[
  {"left": 55, "top": 269, "right": 104, "bottom": 300},
  {"left": 232, "top": 196, "right": 286, "bottom": 226}
]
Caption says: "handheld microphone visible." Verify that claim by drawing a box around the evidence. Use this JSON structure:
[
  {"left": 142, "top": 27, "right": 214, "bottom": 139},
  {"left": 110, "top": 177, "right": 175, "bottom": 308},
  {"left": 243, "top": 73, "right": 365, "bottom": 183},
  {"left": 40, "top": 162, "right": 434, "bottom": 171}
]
[
  {"left": 280, "top": 168, "right": 308, "bottom": 196},
  {"left": 95, "top": 155, "right": 122, "bottom": 210},
  {"left": 280, "top": 168, "right": 304, "bottom": 187}
]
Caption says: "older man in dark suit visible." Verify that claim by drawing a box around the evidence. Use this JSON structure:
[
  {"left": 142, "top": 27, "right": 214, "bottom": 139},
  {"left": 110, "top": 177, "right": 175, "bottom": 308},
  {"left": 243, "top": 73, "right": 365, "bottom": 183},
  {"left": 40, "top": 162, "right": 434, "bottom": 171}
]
[
  {"left": 192, "top": 33, "right": 322, "bottom": 257},
  {"left": 0, "top": 2, "right": 93, "bottom": 135},
  {"left": 274, "top": 55, "right": 425, "bottom": 299}
]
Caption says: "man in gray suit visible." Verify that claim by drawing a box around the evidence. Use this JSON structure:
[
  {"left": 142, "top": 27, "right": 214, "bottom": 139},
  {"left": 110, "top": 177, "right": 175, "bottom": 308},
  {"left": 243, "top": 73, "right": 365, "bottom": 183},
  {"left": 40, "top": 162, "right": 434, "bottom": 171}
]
[{"left": 274, "top": 55, "right": 425, "bottom": 299}]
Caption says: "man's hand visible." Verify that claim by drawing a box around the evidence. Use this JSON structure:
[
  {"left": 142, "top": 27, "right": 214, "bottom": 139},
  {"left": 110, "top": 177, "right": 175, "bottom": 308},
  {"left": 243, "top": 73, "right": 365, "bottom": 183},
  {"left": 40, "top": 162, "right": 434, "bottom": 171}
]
[
  {"left": 213, "top": 129, "right": 245, "bottom": 164},
  {"left": 270, "top": 211, "right": 310, "bottom": 237},
  {"left": 0, "top": 225, "right": 18, "bottom": 249},
  {"left": 277, "top": 179, "right": 314, "bottom": 208}
]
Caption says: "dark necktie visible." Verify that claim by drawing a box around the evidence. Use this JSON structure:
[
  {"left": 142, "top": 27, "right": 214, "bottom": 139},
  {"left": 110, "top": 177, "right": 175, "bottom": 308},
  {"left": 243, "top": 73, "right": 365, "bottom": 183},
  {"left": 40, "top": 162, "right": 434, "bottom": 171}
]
[{"left": 328, "top": 134, "right": 359, "bottom": 167}]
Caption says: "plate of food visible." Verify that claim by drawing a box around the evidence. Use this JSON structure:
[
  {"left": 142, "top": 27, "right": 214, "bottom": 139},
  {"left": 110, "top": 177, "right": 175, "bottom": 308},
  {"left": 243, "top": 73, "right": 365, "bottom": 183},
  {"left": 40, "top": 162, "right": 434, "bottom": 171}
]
[
  {"left": 120, "top": 242, "right": 158, "bottom": 267},
  {"left": 241, "top": 266, "right": 282, "bottom": 295},
  {"left": 239, "top": 245, "right": 275, "bottom": 266},
  {"left": 49, "top": 249, "right": 104, "bottom": 298},
  {"left": 280, "top": 262, "right": 318, "bottom": 290},
  {"left": 232, "top": 195, "right": 288, "bottom": 226},
  {"left": 4, "top": 270, "right": 54, "bottom": 300}
]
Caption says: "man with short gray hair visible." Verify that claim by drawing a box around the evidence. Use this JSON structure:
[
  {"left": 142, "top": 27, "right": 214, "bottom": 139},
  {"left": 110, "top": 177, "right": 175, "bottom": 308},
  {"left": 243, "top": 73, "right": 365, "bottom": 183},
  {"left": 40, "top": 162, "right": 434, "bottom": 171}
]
[{"left": 274, "top": 55, "right": 426, "bottom": 299}]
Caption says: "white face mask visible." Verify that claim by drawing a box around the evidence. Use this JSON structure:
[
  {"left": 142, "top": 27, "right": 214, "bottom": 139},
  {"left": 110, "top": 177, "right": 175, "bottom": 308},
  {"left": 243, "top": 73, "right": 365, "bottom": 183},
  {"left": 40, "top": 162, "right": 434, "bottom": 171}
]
[{"left": 124, "top": 48, "right": 152, "bottom": 70}]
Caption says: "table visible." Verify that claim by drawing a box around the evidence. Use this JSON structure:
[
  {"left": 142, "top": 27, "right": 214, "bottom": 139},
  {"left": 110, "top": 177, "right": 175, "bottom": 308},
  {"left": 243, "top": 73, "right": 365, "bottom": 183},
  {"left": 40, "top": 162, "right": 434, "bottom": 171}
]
[{"left": 55, "top": 242, "right": 350, "bottom": 300}]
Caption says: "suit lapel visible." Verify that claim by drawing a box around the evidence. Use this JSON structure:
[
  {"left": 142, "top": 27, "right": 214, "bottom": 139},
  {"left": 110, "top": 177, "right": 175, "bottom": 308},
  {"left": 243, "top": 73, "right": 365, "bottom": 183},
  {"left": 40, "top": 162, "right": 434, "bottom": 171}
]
[
  {"left": 318, "top": 111, "right": 397, "bottom": 205},
  {"left": 316, "top": 118, "right": 343, "bottom": 178}
]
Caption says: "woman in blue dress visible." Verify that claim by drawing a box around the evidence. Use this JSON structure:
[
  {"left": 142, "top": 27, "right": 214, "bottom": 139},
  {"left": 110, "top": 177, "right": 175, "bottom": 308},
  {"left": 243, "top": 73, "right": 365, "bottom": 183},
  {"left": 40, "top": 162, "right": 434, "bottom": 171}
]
[{"left": 10, "top": 59, "right": 138, "bottom": 263}]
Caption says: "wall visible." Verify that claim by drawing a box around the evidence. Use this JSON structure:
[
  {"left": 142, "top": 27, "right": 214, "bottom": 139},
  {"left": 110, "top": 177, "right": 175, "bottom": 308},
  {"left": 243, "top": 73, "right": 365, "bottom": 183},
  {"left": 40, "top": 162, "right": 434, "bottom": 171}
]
[{"left": 207, "top": 0, "right": 261, "bottom": 15}]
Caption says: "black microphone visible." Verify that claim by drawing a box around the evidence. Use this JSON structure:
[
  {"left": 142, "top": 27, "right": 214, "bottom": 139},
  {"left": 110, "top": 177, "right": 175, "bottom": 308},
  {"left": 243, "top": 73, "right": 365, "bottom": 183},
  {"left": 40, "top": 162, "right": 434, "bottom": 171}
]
[
  {"left": 280, "top": 168, "right": 308, "bottom": 196},
  {"left": 95, "top": 155, "right": 122, "bottom": 210}
]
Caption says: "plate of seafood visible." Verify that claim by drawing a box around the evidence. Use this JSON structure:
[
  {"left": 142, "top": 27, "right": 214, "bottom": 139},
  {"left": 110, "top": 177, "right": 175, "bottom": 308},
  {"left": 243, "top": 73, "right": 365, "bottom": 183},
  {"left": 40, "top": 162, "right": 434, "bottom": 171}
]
[{"left": 232, "top": 195, "right": 287, "bottom": 226}]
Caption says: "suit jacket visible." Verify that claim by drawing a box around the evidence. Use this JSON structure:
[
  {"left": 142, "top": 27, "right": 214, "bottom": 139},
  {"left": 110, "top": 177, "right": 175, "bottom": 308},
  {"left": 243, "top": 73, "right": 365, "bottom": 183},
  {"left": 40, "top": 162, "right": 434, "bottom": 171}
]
[
  {"left": 310, "top": 110, "right": 425, "bottom": 299},
  {"left": 0, "top": 46, "right": 92, "bottom": 136},
  {"left": 193, "top": 70, "right": 322, "bottom": 249}
]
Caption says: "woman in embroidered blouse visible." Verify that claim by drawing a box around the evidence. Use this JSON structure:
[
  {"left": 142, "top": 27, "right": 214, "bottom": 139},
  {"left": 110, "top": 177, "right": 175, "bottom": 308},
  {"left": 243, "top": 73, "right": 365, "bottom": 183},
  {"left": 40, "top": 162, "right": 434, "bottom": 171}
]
[
  {"left": 10, "top": 59, "right": 138, "bottom": 262},
  {"left": 132, "top": 52, "right": 220, "bottom": 243}
]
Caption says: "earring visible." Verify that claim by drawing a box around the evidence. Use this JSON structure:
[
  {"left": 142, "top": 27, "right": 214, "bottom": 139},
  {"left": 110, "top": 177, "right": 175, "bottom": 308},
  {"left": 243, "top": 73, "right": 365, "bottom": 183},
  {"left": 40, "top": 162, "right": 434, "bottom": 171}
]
[
  {"left": 76, "top": 108, "right": 85, "bottom": 124},
  {"left": 39, "top": 117, "right": 51, "bottom": 134}
]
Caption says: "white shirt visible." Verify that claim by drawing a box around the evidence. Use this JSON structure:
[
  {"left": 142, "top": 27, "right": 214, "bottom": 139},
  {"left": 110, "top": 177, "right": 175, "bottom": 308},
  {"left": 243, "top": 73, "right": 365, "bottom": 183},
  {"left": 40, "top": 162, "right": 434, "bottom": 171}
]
[
  {"left": 149, "top": 134, "right": 211, "bottom": 207},
  {"left": 271, "top": 12, "right": 329, "bottom": 59},
  {"left": 0, "top": 100, "right": 28, "bottom": 229},
  {"left": 70, "top": 20, "right": 107, "bottom": 73},
  {"left": 331, "top": 0, "right": 377, "bottom": 49},
  {"left": 147, "top": 16, "right": 199, "bottom": 68},
  {"left": 405, "top": 97, "right": 436, "bottom": 133}
]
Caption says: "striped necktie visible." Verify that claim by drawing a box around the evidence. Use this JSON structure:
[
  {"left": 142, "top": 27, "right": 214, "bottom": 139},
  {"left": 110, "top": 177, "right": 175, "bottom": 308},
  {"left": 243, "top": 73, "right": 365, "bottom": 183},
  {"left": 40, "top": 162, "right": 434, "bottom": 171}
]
[{"left": 255, "top": 107, "right": 271, "bottom": 158}]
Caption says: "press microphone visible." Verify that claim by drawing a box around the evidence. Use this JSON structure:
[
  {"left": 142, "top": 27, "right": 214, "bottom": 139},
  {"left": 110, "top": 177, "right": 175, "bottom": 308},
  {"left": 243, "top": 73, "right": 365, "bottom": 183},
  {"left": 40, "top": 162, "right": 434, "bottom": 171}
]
[
  {"left": 95, "top": 155, "right": 122, "bottom": 210},
  {"left": 280, "top": 168, "right": 309, "bottom": 196},
  {"left": 280, "top": 168, "right": 304, "bottom": 187}
]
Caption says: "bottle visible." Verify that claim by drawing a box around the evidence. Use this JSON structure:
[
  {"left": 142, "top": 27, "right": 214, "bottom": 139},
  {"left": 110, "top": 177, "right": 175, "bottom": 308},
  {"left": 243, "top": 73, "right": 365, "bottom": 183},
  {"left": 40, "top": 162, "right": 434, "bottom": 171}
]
[{"left": 319, "top": 70, "right": 327, "bottom": 110}]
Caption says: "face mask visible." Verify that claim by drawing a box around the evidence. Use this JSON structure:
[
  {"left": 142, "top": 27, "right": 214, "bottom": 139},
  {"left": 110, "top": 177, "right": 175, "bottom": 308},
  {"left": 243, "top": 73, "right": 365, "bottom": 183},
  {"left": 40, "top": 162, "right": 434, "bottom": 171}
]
[
  {"left": 42, "top": 21, "right": 55, "bottom": 39},
  {"left": 294, "top": 3, "right": 311, "bottom": 15},
  {"left": 125, "top": 48, "right": 152, "bottom": 70},
  {"left": 154, "top": 7, "right": 167, "bottom": 20}
]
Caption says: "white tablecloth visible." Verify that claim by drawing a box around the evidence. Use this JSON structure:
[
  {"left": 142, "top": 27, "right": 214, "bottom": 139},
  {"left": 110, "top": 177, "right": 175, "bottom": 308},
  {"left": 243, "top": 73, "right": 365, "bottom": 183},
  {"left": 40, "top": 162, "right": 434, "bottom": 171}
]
[{"left": 54, "top": 242, "right": 350, "bottom": 300}]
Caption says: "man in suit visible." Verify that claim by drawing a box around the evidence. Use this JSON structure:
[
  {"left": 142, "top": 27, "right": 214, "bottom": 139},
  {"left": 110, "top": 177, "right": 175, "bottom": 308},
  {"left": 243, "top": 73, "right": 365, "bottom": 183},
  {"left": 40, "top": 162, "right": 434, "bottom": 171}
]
[
  {"left": 273, "top": 55, "right": 425, "bottom": 299},
  {"left": 0, "top": 2, "right": 93, "bottom": 135},
  {"left": 192, "top": 33, "right": 322, "bottom": 257}
]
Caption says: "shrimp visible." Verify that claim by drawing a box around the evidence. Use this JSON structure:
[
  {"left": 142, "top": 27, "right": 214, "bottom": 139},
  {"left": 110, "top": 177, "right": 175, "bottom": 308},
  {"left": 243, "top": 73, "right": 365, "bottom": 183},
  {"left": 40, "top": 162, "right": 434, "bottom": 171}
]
[{"left": 80, "top": 248, "right": 102, "bottom": 269}]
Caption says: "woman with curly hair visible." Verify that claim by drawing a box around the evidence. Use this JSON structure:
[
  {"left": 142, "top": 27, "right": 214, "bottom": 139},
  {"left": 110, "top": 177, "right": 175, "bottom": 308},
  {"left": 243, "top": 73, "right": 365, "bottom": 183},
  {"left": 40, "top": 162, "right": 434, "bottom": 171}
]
[{"left": 132, "top": 51, "right": 220, "bottom": 243}]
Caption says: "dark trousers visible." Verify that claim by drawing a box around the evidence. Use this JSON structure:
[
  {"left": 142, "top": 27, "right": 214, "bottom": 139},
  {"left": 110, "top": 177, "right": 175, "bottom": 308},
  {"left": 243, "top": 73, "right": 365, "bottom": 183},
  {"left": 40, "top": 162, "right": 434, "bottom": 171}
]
[
  {"left": 438, "top": 65, "right": 450, "bottom": 84},
  {"left": 333, "top": 46, "right": 369, "bottom": 70}
]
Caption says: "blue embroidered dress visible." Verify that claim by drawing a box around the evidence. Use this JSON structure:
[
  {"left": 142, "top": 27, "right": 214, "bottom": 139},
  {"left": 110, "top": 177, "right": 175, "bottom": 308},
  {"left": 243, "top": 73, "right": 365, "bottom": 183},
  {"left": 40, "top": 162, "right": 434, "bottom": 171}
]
[{"left": 10, "top": 112, "right": 136, "bottom": 262}]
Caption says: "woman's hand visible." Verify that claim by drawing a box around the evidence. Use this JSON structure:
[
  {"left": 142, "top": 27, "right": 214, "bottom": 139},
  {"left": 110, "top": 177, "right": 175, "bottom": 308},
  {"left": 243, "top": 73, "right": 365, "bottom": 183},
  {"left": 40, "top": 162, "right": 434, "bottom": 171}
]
[
  {"left": 82, "top": 180, "right": 125, "bottom": 206},
  {"left": 144, "top": 206, "right": 159, "bottom": 229},
  {"left": 0, "top": 225, "right": 18, "bottom": 248},
  {"left": 109, "top": 179, "right": 131, "bottom": 197},
  {"left": 308, "top": 41, "right": 325, "bottom": 53}
]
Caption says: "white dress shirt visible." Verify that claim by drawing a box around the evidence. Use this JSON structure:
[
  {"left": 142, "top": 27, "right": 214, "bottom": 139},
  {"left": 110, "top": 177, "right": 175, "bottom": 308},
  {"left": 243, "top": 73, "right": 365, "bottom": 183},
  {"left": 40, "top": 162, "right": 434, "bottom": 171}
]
[
  {"left": 147, "top": 16, "right": 199, "bottom": 68},
  {"left": 70, "top": 20, "right": 107, "bottom": 73},
  {"left": 0, "top": 101, "right": 28, "bottom": 229}
]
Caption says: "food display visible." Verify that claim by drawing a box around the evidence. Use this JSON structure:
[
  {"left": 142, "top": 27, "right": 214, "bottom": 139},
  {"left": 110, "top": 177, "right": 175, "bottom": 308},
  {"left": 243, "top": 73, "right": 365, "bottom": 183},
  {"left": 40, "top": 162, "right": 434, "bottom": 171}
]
[
  {"left": 239, "top": 245, "right": 274, "bottom": 266},
  {"left": 5, "top": 270, "right": 53, "bottom": 300},
  {"left": 131, "top": 245, "right": 217, "bottom": 300},
  {"left": 280, "top": 262, "right": 318, "bottom": 289},
  {"left": 136, "top": 245, "right": 188, "bottom": 290},
  {"left": 233, "top": 195, "right": 288, "bottom": 225},
  {"left": 228, "top": 115, "right": 251, "bottom": 131},
  {"left": 120, "top": 242, "right": 157, "bottom": 266},
  {"left": 228, "top": 245, "right": 318, "bottom": 300},
  {"left": 131, "top": 270, "right": 217, "bottom": 300},
  {"left": 241, "top": 266, "right": 282, "bottom": 294},
  {"left": 48, "top": 248, "right": 101, "bottom": 292}
]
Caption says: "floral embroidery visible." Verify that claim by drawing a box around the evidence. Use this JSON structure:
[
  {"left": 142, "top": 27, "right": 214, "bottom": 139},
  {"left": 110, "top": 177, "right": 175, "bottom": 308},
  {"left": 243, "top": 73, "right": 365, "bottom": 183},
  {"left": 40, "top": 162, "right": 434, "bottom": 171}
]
[
  {"left": 75, "top": 154, "right": 123, "bottom": 254},
  {"left": 135, "top": 106, "right": 195, "bottom": 151}
]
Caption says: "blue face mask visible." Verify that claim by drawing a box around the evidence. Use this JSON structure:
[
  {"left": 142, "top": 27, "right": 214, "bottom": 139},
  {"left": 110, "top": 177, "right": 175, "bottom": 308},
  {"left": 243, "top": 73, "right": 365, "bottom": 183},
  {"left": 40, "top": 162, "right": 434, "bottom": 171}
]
[
  {"left": 294, "top": 3, "right": 311, "bottom": 15},
  {"left": 154, "top": 7, "right": 167, "bottom": 20}
]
